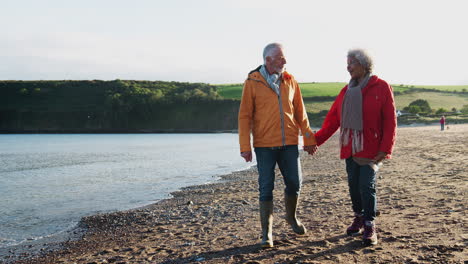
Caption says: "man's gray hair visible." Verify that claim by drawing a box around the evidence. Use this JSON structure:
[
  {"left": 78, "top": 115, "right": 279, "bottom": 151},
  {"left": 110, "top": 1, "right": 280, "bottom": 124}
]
[
  {"left": 348, "top": 49, "right": 373, "bottom": 73},
  {"left": 263, "top": 43, "right": 283, "bottom": 63}
]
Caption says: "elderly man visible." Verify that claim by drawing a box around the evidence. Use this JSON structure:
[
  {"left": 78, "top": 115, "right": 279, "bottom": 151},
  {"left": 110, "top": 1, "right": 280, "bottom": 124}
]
[{"left": 238, "top": 43, "right": 318, "bottom": 248}]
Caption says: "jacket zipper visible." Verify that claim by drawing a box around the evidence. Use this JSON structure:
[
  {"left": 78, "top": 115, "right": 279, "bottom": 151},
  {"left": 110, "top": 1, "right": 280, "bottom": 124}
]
[{"left": 277, "top": 85, "right": 286, "bottom": 147}]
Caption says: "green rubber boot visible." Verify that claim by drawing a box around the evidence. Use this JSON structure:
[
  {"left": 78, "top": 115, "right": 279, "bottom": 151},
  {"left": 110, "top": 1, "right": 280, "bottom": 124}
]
[
  {"left": 259, "top": 200, "right": 274, "bottom": 248},
  {"left": 285, "top": 194, "right": 307, "bottom": 235}
]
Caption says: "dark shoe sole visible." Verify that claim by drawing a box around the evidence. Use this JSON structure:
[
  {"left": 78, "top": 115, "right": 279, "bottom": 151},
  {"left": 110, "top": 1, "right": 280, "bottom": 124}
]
[
  {"left": 260, "top": 243, "right": 274, "bottom": 248},
  {"left": 346, "top": 230, "right": 361, "bottom": 236},
  {"left": 362, "top": 238, "right": 378, "bottom": 246},
  {"left": 292, "top": 226, "right": 307, "bottom": 235},
  {"left": 260, "top": 240, "right": 274, "bottom": 248}
]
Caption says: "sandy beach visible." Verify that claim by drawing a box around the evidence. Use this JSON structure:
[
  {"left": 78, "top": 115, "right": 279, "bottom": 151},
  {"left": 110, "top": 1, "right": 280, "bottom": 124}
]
[{"left": 6, "top": 124, "right": 467, "bottom": 264}]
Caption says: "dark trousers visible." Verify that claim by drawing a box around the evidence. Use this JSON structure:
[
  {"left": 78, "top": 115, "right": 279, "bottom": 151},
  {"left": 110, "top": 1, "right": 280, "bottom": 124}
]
[
  {"left": 345, "top": 158, "right": 377, "bottom": 221},
  {"left": 255, "top": 145, "right": 302, "bottom": 201}
]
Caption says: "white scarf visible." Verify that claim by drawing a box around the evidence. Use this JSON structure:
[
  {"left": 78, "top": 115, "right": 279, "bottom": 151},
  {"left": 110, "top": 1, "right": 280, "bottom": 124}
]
[{"left": 259, "top": 65, "right": 281, "bottom": 95}]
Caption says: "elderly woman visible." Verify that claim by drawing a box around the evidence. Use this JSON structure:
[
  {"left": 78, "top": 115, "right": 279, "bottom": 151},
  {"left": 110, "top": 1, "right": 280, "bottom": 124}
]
[{"left": 314, "top": 49, "right": 396, "bottom": 245}]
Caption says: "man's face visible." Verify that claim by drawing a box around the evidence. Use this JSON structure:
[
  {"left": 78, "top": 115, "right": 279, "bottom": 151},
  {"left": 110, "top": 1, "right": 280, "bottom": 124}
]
[{"left": 265, "top": 48, "right": 287, "bottom": 74}]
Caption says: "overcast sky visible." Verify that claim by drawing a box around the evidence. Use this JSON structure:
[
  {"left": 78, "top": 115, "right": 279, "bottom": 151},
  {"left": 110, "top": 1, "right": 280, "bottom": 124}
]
[{"left": 1, "top": 0, "right": 467, "bottom": 85}]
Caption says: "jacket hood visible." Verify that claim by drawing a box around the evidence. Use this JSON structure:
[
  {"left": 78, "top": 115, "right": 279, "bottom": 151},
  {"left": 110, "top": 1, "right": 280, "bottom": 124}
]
[
  {"left": 247, "top": 65, "right": 294, "bottom": 83},
  {"left": 361, "top": 75, "right": 380, "bottom": 93}
]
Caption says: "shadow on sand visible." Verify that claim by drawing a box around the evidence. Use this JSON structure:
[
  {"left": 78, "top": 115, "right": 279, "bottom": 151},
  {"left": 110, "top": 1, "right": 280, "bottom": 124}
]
[{"left": 159, "top": 234, "right": 366, "bottom": 263}]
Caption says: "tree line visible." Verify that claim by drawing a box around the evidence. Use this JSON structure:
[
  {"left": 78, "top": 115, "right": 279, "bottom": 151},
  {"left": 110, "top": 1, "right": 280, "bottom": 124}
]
[
  {"left": 0, "top": 80, "right": 239, "bottom": 132},
  {"left": 403, "top": 99, "right": 468, "bottom": 115}
]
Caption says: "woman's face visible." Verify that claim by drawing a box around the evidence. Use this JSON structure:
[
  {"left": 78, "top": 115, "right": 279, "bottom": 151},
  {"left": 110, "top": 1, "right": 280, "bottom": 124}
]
[{"left": 347, "top": 56, "right": 366, "bottom": 80}]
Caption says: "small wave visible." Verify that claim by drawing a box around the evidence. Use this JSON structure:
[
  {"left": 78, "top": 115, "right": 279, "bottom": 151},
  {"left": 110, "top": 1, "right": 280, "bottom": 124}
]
[
  {"left": 0, "top": 221, "right": 80, "bottom": 249},
  {"left": 0, "top": 237, "right": 17, "bottom": 248}
]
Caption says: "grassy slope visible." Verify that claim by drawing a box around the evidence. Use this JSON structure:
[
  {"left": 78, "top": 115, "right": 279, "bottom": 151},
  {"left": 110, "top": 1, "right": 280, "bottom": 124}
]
[
  {"left": 306, "top": 94, "right": 468, "bottom": 117},
  {"left": 216, "top": 84, "right": 244, "bottom": 99},
  {"left": 217, "top": 82, "right": 468, "bottom": 127},
  {"left": 394, "top": 92, "right": 467, "bottom": 110},
  {"left": 218, "top": 82, "right": 409, "bottom": 99},
  {"left": 217, "top": 83, "right": 468, "bottom": 112},
  {"left": 394, "top": 85, "right": 468, "bottom": 92},
  {"left": 217, "top": 83, "right": 347, "bottom": 99},
  {"left": 297, "top": 83, "right": 345, "bottom": 97}
]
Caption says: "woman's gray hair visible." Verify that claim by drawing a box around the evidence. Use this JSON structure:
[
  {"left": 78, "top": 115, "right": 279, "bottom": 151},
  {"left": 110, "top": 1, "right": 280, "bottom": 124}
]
[
  {"left": 263, "top": 43, "right": 283, "bottom": 63},
  {"left": 348, "top": 49, "right": 373, "bottom": 73}
]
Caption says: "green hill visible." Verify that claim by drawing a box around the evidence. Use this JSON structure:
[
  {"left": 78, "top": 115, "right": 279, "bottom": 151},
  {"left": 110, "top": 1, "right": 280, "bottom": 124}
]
[
  {"left": 1, "top": 80, "right": 467, "bottom": 132},
  {"left": 218, "top": 83, "right": 467, "bottom": 100},
  {"left": 217, "top": 82, "right": 468, "bottom": 127},
  {"left": 394, "top": 84, "right": 468, "bottom": 92},
  {"left": 217, "top": 82, "right": 348, "bottom": 99}
]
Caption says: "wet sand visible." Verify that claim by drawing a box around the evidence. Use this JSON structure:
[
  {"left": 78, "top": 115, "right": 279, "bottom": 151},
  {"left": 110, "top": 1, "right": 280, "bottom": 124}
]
[{"left": 6, "top": 124, "right": 467, "bottom": 264}]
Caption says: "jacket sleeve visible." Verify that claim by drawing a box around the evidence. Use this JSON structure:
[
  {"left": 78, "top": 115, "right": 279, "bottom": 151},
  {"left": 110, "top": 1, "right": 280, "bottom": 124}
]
[
  {"left": 238, "top": 80, "right": 254, "bottom": 152},
  {"left": 292, "top": 80, "right": 317, "bottom": 146},
  {"left": 314, "top": 87, "right": 346, "bottom": 146},
  {"left": 378, "top": 83, "right": 397, "bottom": 157}
]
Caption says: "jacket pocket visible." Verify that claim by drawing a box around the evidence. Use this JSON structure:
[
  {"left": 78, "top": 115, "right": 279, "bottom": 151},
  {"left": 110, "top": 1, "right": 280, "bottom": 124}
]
[{"left": 364, "top": 128, "right": 380, "bottom": 153}]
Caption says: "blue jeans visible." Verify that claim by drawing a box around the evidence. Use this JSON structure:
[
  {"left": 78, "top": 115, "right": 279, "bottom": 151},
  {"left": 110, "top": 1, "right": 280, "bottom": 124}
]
[
  {"left": 345, "top": 158, "right": 377, "bottom": 221},
  {"left": 255, "top": 145, "right": 302, "bottom": 201}
]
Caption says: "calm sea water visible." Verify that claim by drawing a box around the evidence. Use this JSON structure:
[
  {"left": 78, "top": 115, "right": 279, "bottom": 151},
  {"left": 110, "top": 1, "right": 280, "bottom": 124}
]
[{"left": 0, "top": 133, "right": 252, "bottom": 248}]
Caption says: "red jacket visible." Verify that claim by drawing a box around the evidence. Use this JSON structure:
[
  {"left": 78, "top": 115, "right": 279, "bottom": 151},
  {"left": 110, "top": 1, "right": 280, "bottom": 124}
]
[{"left": 315, "top": 75, "right": 397, "bottom": 159}]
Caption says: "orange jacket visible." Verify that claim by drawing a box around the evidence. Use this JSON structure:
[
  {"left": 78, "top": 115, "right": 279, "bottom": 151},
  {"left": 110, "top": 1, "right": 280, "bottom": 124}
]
[{"left": 238, "top": 66, "right": 316, "bottom": 152}]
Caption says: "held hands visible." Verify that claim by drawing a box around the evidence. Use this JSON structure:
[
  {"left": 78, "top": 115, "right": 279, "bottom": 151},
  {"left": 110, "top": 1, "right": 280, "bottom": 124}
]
[
  {"left": 303, "top": 145, "right": 318, "bottom": 155},
  {"left": 240, "top": 151, "right": 252, "bottom": 162},
  {"left": 241, "top": 145, "right": 318, "bottom": 162}
]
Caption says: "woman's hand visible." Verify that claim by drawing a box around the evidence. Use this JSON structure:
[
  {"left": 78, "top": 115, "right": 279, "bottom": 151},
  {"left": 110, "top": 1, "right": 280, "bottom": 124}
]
[
  {"left": 304, "top": 145, "right": 318, "bottom": 155},
  {"left": 373, "top": 151, "right": 387, "bottom": 163}
]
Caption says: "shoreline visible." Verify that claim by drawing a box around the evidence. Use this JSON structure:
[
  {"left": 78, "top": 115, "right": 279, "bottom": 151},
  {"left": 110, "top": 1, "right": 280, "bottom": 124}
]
[
  {"left": 1, "top": 121, "right": 465, "bottom": 134},
  {"left": 5, "top": 166, "right": 260, "bottom": 263},
  {"left": 5, "top": 125, "right": 467, "bottom": 263},
  {"left": 0, "top": 226, "right": 86, "bottom": 263},
  {"left": 0, "top": 129, "right": 239, "bottom": 134},
  {"left": 1, "top": 165, "right": 258, "bottom": 263}
]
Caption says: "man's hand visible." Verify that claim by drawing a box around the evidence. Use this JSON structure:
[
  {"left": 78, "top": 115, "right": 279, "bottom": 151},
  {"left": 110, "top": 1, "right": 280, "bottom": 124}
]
[
  {"left": 373, "top": 151, "right": 387, "bottom": 163},
  {"left": 241, "top": 151, "right": 252, "bottom": 162},
  {"left": 303, "top": 145, "right": 318, "bottom": 155}
]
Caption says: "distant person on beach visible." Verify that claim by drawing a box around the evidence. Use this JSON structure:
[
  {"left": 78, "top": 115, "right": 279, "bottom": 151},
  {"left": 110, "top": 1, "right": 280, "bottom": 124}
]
[
  {"left": 314, "top": 49, "right": 397, "bottom": 245},
  {"left": 238, "top": 43, "right": 318, "bottom": 248},
  {"left": 440, "top": 115, "right": 446, "bottom": 131}
]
